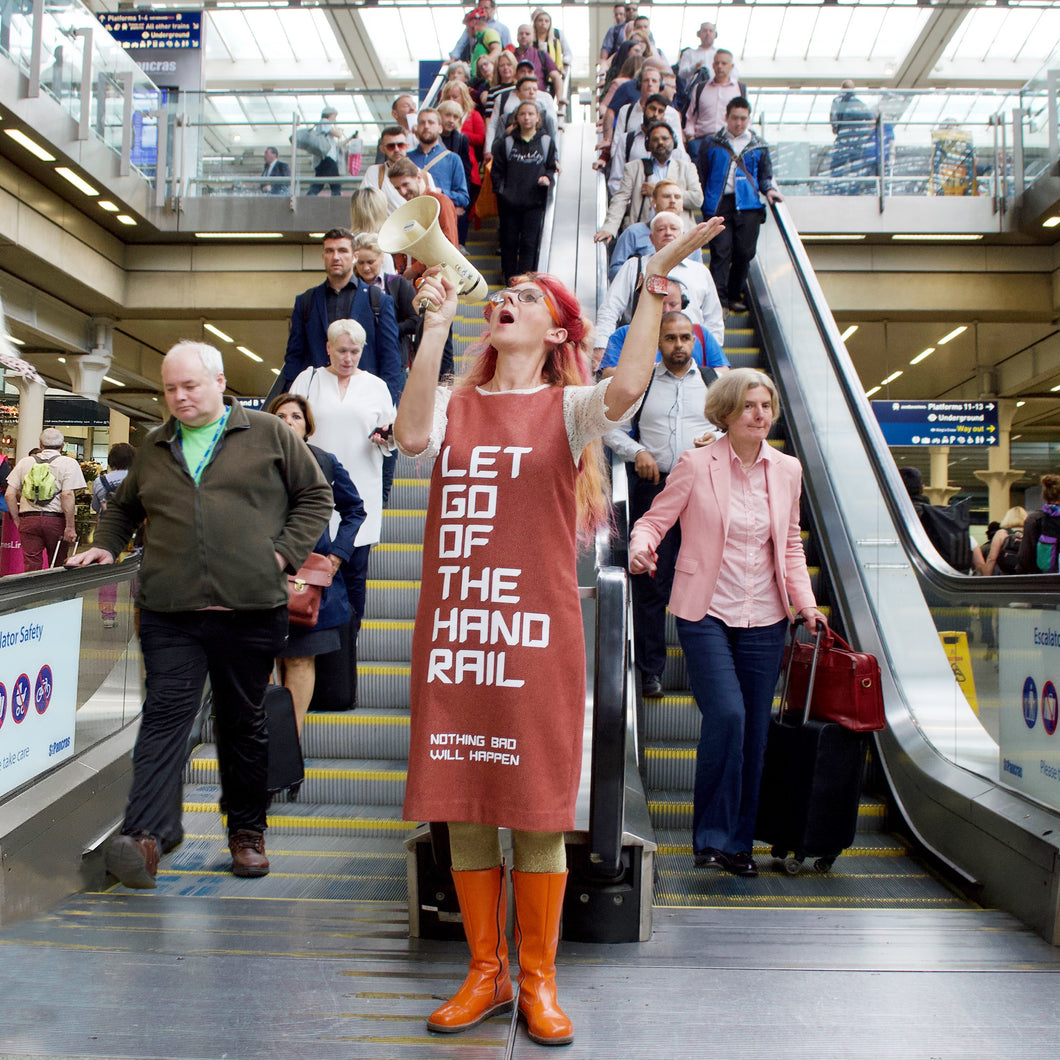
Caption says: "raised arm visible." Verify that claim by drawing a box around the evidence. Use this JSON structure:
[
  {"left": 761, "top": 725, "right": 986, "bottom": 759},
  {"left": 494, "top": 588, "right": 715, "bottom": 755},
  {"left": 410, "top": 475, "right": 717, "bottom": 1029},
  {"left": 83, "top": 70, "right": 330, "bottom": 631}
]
[{"left": 606, "top": 219, "right": 724, "bottom": 421}]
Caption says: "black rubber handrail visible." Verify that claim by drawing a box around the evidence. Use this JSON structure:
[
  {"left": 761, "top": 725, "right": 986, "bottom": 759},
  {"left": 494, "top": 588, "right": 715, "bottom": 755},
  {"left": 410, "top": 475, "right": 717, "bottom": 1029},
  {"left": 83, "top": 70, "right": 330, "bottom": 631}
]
[{"left": 589, "top": 565, "right": 628, "bottom": 879}]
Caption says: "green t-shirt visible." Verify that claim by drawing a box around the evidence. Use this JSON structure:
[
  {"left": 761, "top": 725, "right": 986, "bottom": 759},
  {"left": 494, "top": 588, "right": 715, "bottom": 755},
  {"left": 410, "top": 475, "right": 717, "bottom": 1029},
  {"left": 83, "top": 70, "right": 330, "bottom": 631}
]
[
  {"left": 470, "top": 28, "right": 500, "bottom": 72},
  {"left": 179, "top": 410, "right": 229, "bottom": 484}
]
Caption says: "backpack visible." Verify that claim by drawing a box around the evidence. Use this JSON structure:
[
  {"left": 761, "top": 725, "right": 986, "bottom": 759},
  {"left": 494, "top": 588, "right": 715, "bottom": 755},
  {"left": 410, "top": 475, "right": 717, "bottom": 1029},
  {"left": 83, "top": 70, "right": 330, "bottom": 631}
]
[
  {"left": 22, "top": 454, "right": 59, "bottom": 504},
  {"left": 97, "top": 472, "right": 119, "bottom": 513},
  {"left": 301, "top": 283, "right": 382, "bottom": 328},
  {"left": 1036, "top": 504, "right": 1060, "bottom": 573},
  {"left": 913, "top": 497, "right": 972, "bottom": 572},
  {"left": 995, "top": 528, "right": 1022, "bottom": 575}
]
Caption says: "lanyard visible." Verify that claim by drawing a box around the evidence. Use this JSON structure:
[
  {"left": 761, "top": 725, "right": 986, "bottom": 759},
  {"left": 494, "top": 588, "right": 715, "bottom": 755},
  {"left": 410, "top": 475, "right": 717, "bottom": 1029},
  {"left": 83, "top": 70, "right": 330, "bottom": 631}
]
[{"left": 179, "top": 407, "right": 230, "bottom": 482}]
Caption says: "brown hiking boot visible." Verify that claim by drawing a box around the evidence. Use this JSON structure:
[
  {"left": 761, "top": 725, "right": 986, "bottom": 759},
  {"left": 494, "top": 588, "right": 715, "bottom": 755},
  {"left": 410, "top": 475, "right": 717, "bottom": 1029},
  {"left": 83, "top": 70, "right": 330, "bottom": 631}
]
[{"left": 228, "top": 829, "right": 269, "bottom": 877}]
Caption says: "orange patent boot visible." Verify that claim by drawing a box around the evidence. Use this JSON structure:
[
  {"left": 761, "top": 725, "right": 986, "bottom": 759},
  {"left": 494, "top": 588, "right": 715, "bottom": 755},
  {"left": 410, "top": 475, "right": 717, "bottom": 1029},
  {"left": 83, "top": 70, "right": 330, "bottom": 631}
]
[
  {"left": 512, "top": 870, "right": 574, "bottom": 1046},
  {"left": 427, "top": 866, "right": 514, "bottom": 1033}
]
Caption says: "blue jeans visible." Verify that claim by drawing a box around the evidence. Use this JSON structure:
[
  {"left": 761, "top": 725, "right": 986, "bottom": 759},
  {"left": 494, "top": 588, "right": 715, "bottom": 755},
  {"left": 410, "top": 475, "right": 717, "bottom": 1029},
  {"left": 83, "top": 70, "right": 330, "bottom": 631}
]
[{"left": 677, "top": 614, "right": 787, "bottom": 854}]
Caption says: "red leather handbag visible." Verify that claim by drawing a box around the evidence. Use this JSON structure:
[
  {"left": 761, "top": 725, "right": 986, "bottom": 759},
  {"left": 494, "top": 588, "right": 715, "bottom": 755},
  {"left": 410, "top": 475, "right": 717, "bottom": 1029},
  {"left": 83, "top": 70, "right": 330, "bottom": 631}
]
[
  {"left": 286, "top": 553, "right": 334, "bottom": 628},
  {"left": 782, "top": 626, "right": 885, "bottom": 732}
]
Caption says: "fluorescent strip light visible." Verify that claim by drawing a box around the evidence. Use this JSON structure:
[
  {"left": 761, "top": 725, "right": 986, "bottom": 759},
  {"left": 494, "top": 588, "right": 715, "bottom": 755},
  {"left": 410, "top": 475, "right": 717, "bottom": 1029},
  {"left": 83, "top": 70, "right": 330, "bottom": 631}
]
[
  {"left": 839, "top": 325, "right": 858, "bottom": 341},
  {"left": 308, "top": 232, "right": 326, "bottom": 239},
  {"left": 194, "top": 232, "right": 283, "bottom": 239},
  {"left": 864, "top": 385, "right": 881, "bottom": 398},
  {"left": 57, "top": 356, "right": 65, "bottom": 363},
  {"left": 55, "top": 166, "right": 98, "bottom": 196},
  {"left": 4, "top": 128, "right": 55, "bottom": 161},
  {"left": 103, "top": 375, "right": 125, "bottom": 387},
  {"left": 1043, "top": 216, "right": 1060, "bottom": 228},
  {"left": 802, "top": 234, "right": 865, "bottom": 241},
  {"left": 98, "top": 200, "right": 120, "bottom": 212},
  {"left": 5, "top": 335, "right": 23, "bottom": 345},
  {"left": 271, "top": 368, "right": 280, "bottom": 376},
  {"left": 116, "top": 215, "right": 136, "bottom": 226},
  {"left": 237, "top": 345, "right": 263, "bottom": 363},
  {"left": 1050, "top": 384, "right": 1060, "bottom": 392},
  {"left": 204, "top": 323, "right": 234, "bottom": 343},
  {"left": 937, "top": 326, "right": 967, "bottom": 345},
  {"left": 1016, "top": 400, "right": 1026, "bottom": 408},
  {"left": 881, "top": 371, "right": 903, "bottom": 385},
  {"left": 892, "top": 233, "right": 983, "bottom": 241},
  {"left": 909, "top": 347, "right": 935, "bottom": 365}
]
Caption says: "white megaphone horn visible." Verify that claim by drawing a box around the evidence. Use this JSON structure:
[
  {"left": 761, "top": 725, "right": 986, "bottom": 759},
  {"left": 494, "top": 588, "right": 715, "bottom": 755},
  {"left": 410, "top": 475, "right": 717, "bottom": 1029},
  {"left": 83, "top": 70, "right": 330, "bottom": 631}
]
[{"left": 378, "top": 195, "right": 488, "bottom": 308}]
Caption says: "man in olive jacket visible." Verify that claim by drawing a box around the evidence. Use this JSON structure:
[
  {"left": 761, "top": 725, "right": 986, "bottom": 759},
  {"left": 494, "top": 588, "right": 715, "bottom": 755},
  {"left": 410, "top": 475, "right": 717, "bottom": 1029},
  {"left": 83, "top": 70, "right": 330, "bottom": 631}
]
[{"left": 68, "top": 341, "right": 332, "bottom": 888}]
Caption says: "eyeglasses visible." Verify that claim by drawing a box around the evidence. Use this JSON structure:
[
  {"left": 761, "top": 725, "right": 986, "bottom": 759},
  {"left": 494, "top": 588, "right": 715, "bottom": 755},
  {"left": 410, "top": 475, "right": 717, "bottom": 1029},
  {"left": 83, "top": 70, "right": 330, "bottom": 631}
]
[{"left": 484, "top": 287, "right": 560, "bottom": 324}]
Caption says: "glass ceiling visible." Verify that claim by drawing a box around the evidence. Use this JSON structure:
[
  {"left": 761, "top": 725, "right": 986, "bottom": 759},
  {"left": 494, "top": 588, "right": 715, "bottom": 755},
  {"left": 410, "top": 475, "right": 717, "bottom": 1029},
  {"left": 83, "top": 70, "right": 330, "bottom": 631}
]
[{"left": 193, "top": 2, "right": 1060, "bottom": 88}]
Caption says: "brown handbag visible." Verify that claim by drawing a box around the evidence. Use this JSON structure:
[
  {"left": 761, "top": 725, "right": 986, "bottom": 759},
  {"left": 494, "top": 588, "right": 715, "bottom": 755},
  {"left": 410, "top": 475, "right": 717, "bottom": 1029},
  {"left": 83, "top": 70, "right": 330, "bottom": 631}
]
[{"left": 286, "top": 553, "right": 334, "bottom": 628}]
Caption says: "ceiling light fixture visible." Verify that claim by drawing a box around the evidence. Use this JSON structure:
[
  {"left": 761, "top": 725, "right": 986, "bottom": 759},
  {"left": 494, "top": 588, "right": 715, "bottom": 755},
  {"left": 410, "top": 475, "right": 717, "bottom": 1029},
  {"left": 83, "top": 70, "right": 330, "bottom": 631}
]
[
  {"left": 5, "top": 335, "right": 24, "bottom": 345},
  {"left": 55, "top": 166, "right": 98, "bottom": 196},
  {"left": 1016, "top": 400, "right": 1026, "bottom": 408},
  {"left": 4, "top": 128, "right": 55, "bottom": 161},
  {"left": 270, "top": 367, "right": 280, "bottom": 376},
  {"left": 204, "top": 323, "right": 234, "bottom": 343},
  {"left": 103, "top": 375, "right": 126, "bottom": 387},
  {"left": 910, "top": 347, "right": 935, "bottom": 365},
  {"left": 194, "top": 232, "right": 284, "bottom": 239},
  {"left": 839, "top": 325, "right": 858, "bottom": 341},
  {"left": 881, "top": 371, "right": 903, "bottom": 385},
  {"left": 1043, "top": 216, "right": 1060, "bottom": 228},
  {"left": 803, "top": 234, "right": 866, "bottom": 241},
  {"left": 1050, "top": 384, "right": 1060, "bottom": 392},
  {"left": 865, "top": 385, "right": 881, "bottom": 398},
  {"left": 937, "top": 326, "right": 967, "bottom": 345},
  {"left": 892, "top": 233, "right": 983, "bottom": 241},
  {"left": 237, "top": 345, "right": 263, "bottom": 363},
  {"left": 98, "top": 200, "right": 121, "bottom": 212},
  {"left": 116, "top": 215, "right": 137, "bottom": 225}
]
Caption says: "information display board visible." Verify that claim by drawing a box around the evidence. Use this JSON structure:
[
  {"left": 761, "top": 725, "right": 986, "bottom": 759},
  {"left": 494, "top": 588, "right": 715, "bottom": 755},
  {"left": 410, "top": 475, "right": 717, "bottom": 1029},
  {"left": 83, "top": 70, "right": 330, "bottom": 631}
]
[
  {"left": 0, "top": 599, "right": 82, "bottom": 799},
  {"left": 871, "top": 400, "right": 998, "bottom": 447}
]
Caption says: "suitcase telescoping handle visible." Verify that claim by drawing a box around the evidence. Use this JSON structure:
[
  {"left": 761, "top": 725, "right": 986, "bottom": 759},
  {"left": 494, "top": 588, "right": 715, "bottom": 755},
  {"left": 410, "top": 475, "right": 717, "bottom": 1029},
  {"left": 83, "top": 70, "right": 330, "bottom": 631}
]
[{"left": 777, "top": 615, "right": 824, "bottom": 726}]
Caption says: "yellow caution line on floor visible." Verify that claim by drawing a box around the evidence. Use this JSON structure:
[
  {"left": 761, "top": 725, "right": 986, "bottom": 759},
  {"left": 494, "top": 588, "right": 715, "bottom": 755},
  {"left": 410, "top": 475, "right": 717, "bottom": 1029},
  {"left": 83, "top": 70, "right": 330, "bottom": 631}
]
[
  {"left": 366, "top": 580, "right": 420, "bottom": 589},
  {"left": 305, "top": 714, "right": 409, "bottom": 728},
  {"left": 373, "top": 544, "right": 423, "bottom": 552},
  {"left": 654, "top": 895, "right": 969, "bottom": 907},
  {"left": 189, "top": 760, "right": 406, "bottom": 781},
  {"left": 182, "top": 805, "right": 415, "bottom": 831},
  {"left": 381, "top": 509, "right": 427, "bottom": 517}
]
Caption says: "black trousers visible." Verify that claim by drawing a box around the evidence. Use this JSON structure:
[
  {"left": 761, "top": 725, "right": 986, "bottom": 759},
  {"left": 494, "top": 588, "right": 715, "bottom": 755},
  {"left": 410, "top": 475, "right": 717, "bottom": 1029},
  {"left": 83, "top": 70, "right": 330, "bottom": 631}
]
[
  {"left": 628, "top": 468, "right": 681, "bottom": 680},
  {"left": 309, "top": 156, "right": 341, "bottom": 196},
  {"left": 498, "top": 201, "right": 545, "bottom": 283},
  {"left": 123, "top": 607, "right": 288, "bottom": 843},
  {"left": 708, "top": 194, "right": 764, "bottom": 306}
]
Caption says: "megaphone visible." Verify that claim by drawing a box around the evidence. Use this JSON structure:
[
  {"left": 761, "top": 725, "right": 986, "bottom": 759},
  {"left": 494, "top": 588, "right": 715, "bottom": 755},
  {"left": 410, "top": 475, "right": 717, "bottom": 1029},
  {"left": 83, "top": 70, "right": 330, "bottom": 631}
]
[{"left": 378, "top": 195, "right": 488, "bottom": 307}]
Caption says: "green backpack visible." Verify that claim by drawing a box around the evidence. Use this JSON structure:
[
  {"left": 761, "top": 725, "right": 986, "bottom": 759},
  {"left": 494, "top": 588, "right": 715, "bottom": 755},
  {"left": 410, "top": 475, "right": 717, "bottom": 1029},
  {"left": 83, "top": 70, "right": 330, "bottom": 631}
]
[{"left": 22, "top": 454, "right": 58, "bottom": 504}]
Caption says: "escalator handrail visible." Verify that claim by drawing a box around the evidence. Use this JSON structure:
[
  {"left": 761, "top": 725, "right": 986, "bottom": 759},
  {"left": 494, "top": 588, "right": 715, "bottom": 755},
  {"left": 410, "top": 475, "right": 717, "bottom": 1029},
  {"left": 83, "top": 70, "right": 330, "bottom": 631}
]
[
  {"left": 0, "top": 552, "right": 141, "bottom": 615},
  {"left": 589, "top": 565, "right": 628, "bottom": 878},
  {"left": 767, "top": 200, "right": 1060, "bottom": 605}
]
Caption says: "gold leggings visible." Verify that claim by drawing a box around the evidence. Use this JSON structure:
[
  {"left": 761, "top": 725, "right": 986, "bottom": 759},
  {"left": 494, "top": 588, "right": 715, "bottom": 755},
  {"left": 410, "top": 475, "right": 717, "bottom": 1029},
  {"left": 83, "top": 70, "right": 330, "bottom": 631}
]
[{"left": 448, "top": 821, "right": 566, "bottom": 873}]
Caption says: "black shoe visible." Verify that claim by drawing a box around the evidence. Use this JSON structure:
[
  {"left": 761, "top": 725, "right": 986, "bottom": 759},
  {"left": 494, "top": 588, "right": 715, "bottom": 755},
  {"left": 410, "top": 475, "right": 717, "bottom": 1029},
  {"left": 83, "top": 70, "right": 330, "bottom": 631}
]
[
  {"left": 719, "top": 850, "right": 758, "bottom": 877},
  {"left": 642, "top": 674, "right": 664, "bottom": 698},
  {"left": 693, "top": 847, "right": 724, "bottom": 868}
]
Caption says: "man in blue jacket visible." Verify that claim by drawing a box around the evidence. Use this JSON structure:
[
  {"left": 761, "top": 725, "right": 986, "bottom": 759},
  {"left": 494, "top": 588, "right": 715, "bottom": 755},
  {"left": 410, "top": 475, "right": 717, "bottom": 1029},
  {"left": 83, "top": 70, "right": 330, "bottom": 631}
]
[
  {"left": 280, "top": 227, "right": 404, "bottom": 403},
  {"left": 696, "top": 97, "right": 782, "bottom": 313},
  {"left": 407, "top": 109, "right": 469, "bottom": 217}
]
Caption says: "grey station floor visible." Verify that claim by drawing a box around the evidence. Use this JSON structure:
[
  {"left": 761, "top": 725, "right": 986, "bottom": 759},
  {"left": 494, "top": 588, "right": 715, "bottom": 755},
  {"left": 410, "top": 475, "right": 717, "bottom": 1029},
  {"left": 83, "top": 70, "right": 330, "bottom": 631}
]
[{"left": 2, "top": 853, "right": 1060, "bottom": 1060}]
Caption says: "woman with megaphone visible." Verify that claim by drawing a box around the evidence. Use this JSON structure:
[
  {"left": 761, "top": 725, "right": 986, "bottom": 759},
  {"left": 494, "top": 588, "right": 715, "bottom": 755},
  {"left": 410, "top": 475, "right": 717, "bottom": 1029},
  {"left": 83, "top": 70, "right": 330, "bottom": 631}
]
[{"left": 395, "top": 218, "right": 722, "bottom": 1046}]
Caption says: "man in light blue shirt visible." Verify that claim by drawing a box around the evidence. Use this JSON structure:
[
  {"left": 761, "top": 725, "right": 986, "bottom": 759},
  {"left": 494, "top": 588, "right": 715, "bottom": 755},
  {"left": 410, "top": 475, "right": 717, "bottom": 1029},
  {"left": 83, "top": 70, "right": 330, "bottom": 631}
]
[{"left": 408, "top": 108, "right": 469, "bottom": 211}]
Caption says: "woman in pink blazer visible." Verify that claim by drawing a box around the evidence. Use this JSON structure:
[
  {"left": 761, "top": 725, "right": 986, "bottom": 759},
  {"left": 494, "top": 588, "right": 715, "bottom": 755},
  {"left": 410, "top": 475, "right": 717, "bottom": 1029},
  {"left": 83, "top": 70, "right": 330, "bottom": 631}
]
[{"left": 629, "top": 368, "right": 826, "bottom": 877}]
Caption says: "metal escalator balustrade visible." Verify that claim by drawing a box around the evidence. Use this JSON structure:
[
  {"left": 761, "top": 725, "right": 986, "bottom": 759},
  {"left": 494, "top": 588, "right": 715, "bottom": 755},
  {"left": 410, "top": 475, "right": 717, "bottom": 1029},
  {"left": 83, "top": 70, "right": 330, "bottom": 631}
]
[{"left": 751, "top": 199, "right": 1060, "bottom": 942}]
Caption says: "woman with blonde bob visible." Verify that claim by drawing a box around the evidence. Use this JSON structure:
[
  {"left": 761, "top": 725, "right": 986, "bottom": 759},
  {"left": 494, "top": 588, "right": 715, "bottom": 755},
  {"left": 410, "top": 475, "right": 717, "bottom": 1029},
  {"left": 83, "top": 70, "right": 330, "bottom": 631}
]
[
  {"left": 630, "top": 368, "right": 826, "bottom": 879},
  {"left": 983, "top": 505, "right": 1028, "bottom": 576},
  {"left": 396, "top": 221, "right": 723, "bottom": 1045}
]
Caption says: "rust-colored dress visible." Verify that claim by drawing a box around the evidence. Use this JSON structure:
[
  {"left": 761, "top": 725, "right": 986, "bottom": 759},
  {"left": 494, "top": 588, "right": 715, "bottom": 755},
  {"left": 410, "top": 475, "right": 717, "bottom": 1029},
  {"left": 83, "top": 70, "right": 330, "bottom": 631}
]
[{"left": 403, "top": 384, "right": 589, "bottom": 831}]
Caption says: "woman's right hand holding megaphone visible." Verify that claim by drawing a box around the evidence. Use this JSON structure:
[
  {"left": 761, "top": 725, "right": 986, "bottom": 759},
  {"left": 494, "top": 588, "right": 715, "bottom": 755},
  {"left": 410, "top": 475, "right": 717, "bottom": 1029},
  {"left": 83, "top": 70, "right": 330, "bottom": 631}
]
[{"left": 414, "top": 268, "right": 458, "bottom": 333}]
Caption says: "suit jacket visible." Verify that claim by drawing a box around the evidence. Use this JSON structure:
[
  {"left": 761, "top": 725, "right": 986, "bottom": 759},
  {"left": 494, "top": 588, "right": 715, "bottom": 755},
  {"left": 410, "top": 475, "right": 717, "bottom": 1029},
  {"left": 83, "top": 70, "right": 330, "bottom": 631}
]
[
  {"left": 261, "top": 159, "right": 291, "bottom": 195},
  {"left": 602, "top": 153, "right": 703, "bottom": 237},
  {"left": 629, "top": 434, "right": 815, "bottom": 622},
  {"left": 282, "top": 280, "right": 404, "bottom": 402}
]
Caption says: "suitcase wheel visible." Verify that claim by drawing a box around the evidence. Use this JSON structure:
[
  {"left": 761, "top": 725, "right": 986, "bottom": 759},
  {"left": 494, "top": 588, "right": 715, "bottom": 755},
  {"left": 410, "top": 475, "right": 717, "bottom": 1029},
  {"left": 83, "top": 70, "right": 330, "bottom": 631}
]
[
  {"left": 782, "top": 856, "right": 803, "bottom": 876},
  {"left": 813, "top": 857, "right": 835, "bottom": 873}
]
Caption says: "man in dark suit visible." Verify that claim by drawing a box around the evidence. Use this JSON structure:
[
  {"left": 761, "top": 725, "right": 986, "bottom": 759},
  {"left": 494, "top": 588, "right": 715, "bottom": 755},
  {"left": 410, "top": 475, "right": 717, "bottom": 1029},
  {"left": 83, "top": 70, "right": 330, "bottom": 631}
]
[
  {"left": 280, "top": 227, "right": 404, "bottom": 403},
  {"left": 260, "top": 146, "right": 290, "bottom": 195}
]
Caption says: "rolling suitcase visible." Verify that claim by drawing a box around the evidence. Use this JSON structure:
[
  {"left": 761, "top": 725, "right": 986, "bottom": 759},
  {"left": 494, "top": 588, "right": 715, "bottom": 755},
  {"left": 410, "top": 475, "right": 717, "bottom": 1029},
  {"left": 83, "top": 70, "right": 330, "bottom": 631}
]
[
  {"left": 264, "top": 684, "right": 305, "bottom": 800},
  {"left": 309, "top": 616, "right": 357, "bottom": 712},
  {"left": 756, "top": 623, "right": 869, "bottom": 875}
]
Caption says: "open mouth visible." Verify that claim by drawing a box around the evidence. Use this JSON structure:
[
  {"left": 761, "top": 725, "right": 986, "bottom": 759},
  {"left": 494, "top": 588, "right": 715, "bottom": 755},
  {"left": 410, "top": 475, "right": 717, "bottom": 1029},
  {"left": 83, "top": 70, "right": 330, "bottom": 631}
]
[{"left": 497, "top": 308, "right": 516, "bottom": 325}]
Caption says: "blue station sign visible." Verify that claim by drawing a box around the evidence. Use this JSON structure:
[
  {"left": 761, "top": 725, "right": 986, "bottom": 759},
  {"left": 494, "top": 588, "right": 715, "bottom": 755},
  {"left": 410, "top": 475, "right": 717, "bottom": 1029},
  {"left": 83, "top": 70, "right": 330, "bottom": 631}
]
[
  {"left": 872, "top": 400, "right": 998, "bottom": 447},
  {"left": 98, "top": 11, "right": 202, "bottom": 50}
]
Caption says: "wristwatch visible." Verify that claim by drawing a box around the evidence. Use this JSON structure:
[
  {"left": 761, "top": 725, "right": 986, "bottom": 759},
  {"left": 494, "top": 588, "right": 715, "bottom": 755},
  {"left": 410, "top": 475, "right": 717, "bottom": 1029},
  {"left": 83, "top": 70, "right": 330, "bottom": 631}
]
[{"left": 644, "top": 274, "right": 669, "bottom": 296}]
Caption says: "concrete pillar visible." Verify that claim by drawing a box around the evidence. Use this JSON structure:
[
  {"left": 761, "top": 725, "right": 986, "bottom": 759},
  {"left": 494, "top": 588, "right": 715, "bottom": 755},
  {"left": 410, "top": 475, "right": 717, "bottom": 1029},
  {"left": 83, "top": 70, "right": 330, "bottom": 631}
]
[
  {"left": 66, "top": 317, "right": 113, "bottom": 399},
  {"left": 11, "top": 375, "right": 46, "bottom": 461},
  {"left": 108, "top": 408, "right": 130, "bottom": 445},
  {"left": 923, "top": 446, "right": 960, "bottom": 506},
  {"left": 973, "top": 398, "right": 1024, "bottom": 521}
]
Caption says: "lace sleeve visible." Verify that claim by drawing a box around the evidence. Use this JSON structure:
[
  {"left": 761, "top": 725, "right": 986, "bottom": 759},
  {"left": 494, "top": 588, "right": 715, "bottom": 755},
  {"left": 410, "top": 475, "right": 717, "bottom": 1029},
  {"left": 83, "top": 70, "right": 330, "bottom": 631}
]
[
  {"left": 563, "top": 377, "right": 643, "bottom": 461},
  {"left": 396, "top": 386, "right": 452, "bottom": 459}
]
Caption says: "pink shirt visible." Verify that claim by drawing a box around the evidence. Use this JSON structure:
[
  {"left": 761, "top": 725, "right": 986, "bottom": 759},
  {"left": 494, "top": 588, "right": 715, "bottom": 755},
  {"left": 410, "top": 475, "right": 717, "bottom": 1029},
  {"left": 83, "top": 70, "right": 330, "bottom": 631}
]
[
  {"left": 707, "top": 442, "right": 789, "bottom": 628},
  {"left": 685, "top": 79, "right": 742, "bottom": 140}
]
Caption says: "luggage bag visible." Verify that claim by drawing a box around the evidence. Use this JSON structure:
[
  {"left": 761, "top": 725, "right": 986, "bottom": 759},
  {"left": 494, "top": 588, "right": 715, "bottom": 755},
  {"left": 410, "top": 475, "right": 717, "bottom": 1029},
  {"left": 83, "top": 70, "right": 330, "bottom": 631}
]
[
  {"left": 264, "top": 684, "right": 305, "bottom": 800},
  {"left": 756, "top": 623, "right": 869, "bottom": 875}
]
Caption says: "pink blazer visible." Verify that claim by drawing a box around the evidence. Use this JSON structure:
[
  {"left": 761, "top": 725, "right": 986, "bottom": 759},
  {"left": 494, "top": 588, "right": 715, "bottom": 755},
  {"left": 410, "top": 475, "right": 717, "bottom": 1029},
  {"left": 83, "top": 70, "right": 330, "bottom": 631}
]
[{"left": 629, "top": 434, "right": 816, "bottom": 623}]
